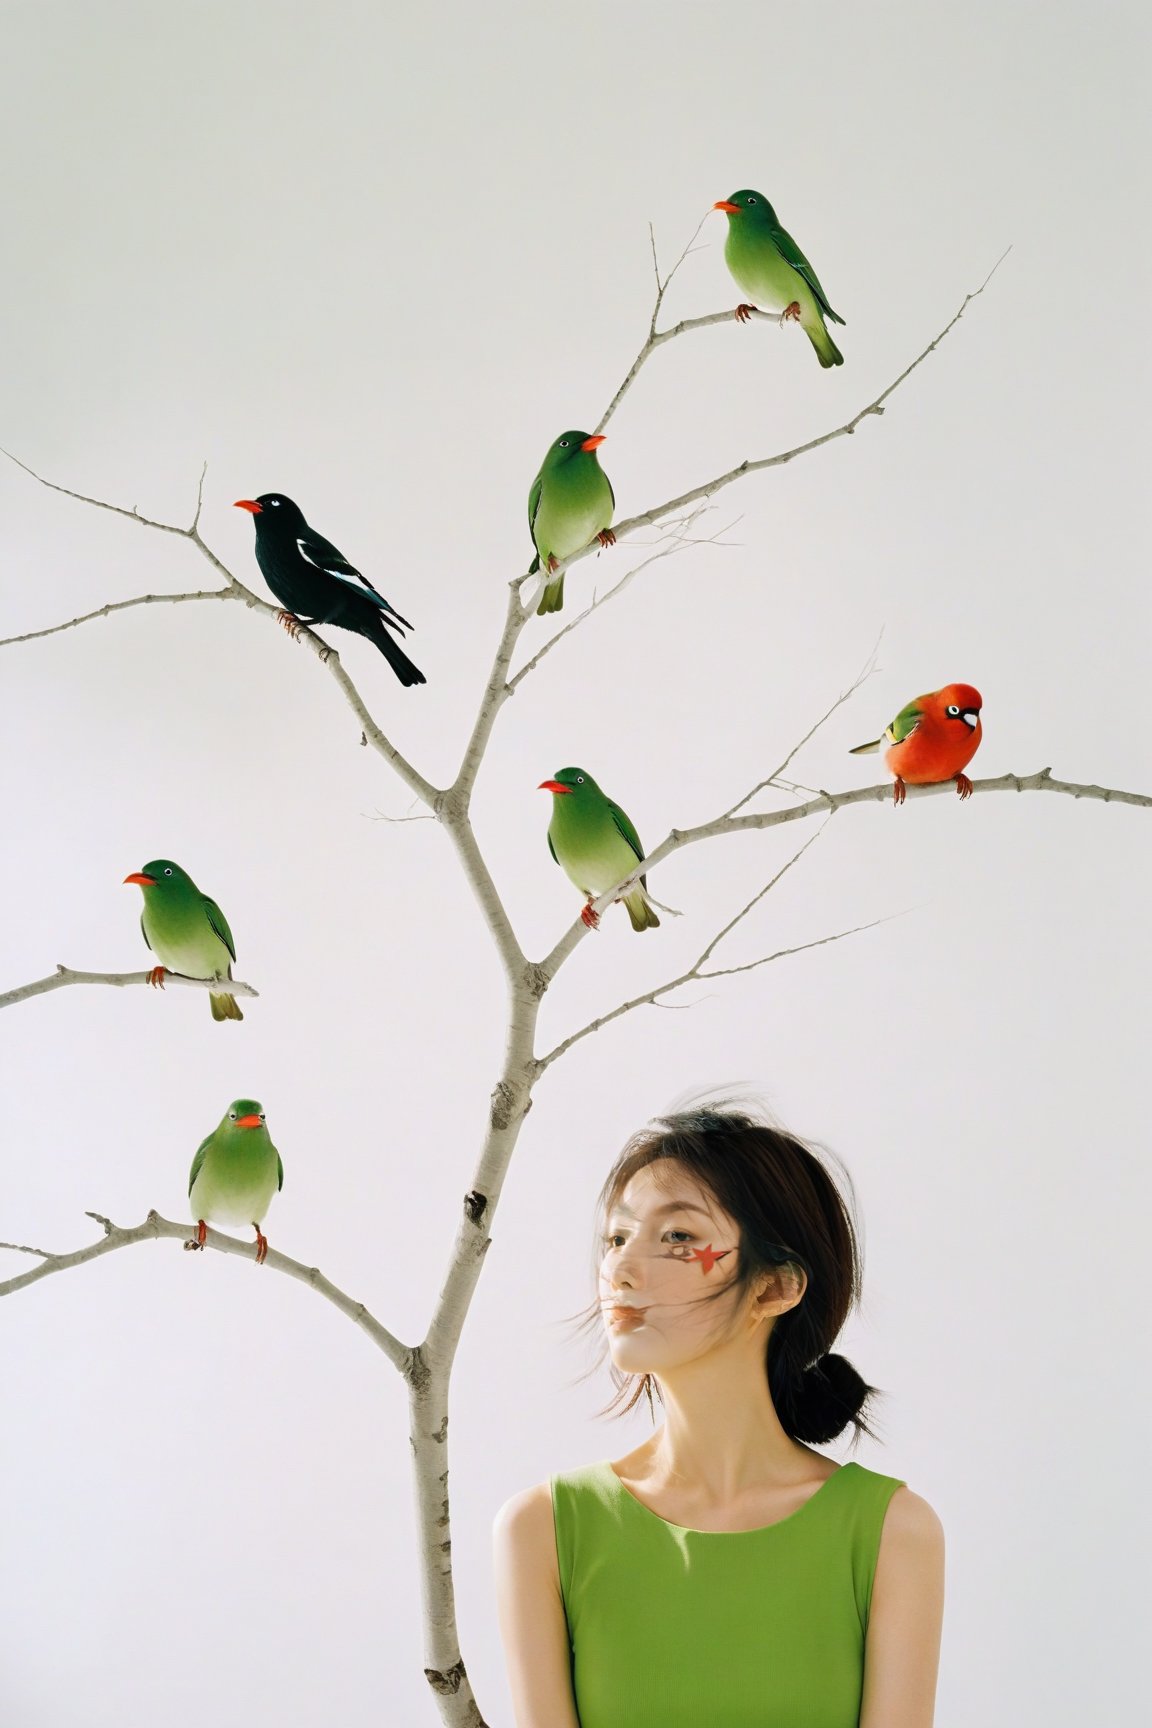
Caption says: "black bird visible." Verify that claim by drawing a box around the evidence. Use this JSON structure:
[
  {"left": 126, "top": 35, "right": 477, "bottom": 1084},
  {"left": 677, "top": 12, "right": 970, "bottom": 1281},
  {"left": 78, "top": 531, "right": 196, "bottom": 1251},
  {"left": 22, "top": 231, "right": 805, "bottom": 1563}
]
[{"left": 234, "top": 493, "right": 426, "bottom": 687}]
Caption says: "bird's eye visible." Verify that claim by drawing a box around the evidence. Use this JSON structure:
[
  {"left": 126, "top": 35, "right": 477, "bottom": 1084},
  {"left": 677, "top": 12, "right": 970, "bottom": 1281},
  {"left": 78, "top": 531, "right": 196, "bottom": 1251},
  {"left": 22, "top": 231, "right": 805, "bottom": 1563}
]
[
  {"left": 946, "top": 704, "right": 960, "bottom": 717},
  {"left": 163, "top": 867, "right": 173, "bottom": 876},
  {"left": 747, "top": 196, "right": 756, "bottom": 204},
  {"left": 559, "top": 440, "right": 569, "bottom": 448},
  {"left": 259, "top": 1113, "right": 266, "bottom": 1121},
  {"left": 577, "top": 775, "right": 584, "bottom": 783},
  {"left": 269, "top": 498, "right": 280, "bottom": 507},
  {"left": 229, "top": 1112, "right": 237, "bottom": 1120}
]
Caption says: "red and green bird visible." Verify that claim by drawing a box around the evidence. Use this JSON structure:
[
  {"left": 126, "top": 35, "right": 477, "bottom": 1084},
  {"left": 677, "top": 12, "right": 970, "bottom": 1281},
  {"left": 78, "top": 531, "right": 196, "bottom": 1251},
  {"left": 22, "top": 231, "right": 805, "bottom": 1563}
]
[{"left": 850, "top": 684, "right": 983, "bottom": 805}]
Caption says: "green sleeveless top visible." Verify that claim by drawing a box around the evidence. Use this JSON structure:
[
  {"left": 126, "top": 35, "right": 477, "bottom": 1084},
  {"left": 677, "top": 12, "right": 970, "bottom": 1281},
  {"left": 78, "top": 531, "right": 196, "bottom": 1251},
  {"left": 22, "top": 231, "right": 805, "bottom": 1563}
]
[{"left": 550, "top": 1459, "right": 904, "bottom": 1728}]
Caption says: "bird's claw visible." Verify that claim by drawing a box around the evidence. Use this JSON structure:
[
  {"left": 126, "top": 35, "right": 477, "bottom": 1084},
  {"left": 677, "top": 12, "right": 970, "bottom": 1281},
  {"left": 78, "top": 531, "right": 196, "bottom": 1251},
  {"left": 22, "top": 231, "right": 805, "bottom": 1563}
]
[
  {"left": 146, "top": 965, "right": 167, "bottom": 989},
  {"left": 253, "top": 1226, "right": 269, "bottom": 1264},
  {"left": 954, "top": 773, "right": 974, "bottom": 800},
  {"left": 276, "top": 610, "right": 304, "bottom": 640},
  {"left": 581, "top": 903, "right": 601, "bottom": 931},
  {"left": 892, "top": 778, "right": 907, "bottom": 806},
  {"left": 734, "top": 303, "right": 758, "bottom": 323},
  {"left": 596, "top": 529, "right": 617, "bottom": 550},
  {"left": 184, "top": 1219, "right": 208, "bottom": 1252},
  {"left": 546, "top": 555, "right": 560, "bottom": 574},
  {"left": 780, "top": 301, "right": 802, "bottom": 324}
]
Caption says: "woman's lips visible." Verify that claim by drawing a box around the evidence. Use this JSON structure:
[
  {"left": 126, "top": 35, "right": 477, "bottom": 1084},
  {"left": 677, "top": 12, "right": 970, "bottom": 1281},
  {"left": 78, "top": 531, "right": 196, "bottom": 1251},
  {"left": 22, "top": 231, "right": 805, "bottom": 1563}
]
[{"left": 607, "top": 1306, "right": 647, "bottom": 1327}]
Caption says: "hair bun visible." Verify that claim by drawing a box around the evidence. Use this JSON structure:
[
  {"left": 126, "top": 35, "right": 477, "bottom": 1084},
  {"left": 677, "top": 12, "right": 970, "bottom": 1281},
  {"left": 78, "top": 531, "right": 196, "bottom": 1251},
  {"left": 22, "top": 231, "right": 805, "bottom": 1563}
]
[{"left": 790, "top": 1352, "right": 872, "bottom": 1445}]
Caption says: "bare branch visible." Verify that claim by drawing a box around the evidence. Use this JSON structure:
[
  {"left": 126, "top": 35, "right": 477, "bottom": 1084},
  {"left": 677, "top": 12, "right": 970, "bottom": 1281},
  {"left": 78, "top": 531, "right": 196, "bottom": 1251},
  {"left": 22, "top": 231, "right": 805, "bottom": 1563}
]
[
  {"left": 0, "top": 446, "right": 209, "bottom": 540},
  {"left": 537, "top": 766, "right": 1151, "bottom": 984},
  {"left": 509, "top": 507, "right": 726, "bottom": 690},
  {"left": 537, "top": 825, "right": 878, "bottom": 1071},
  {"left": 0, "top": 451, "right": 439, "bottom": 806},
  {"left": 723, "top": 634, "right": 883, "bottom": 819},
  {"left": 520, "top": 254, "right": 1012, "bottom": 604},
  {"left": 0, "top": 587, "right": 233, "bottom": 648},
  {"left": 0, "top": 965, "right": 261, "bottom": 1012},
  {"left": 598, "top": 210, "right": 730, "bottom": 432},
  {"left": 0, "top": 1209, "right": 411, "bottom": 1370}
]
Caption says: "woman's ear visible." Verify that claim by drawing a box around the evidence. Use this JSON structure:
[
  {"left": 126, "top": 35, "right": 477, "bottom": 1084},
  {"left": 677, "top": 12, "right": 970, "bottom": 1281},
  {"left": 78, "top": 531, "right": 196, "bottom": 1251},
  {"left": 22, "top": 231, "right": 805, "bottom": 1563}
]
[{"left": 750, "top": 1263, "right": 807, "bottom": 1325}]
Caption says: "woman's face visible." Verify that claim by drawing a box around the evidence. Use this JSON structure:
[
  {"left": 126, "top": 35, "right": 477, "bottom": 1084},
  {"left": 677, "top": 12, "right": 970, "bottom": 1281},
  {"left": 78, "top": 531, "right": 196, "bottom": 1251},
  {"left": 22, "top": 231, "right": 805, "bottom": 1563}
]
[{"left": 599, "top": 1162, "right": 751, "bottom": 1375}]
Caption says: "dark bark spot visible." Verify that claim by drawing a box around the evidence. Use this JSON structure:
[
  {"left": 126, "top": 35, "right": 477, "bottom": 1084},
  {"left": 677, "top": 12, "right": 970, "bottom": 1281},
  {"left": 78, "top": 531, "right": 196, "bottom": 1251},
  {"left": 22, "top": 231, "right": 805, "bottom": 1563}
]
[
  {"left": 464, "top": 1190, "right": 487, "bottom": 1225},
  {"left": 424, "top": 1659, "right": 467, "bottom": 1696}
]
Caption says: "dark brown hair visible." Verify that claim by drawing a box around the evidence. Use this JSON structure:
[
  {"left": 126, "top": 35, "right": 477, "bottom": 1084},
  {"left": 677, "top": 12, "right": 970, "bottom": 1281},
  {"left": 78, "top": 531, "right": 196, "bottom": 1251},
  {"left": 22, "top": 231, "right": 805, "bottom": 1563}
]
[{"left": 576, "top": 1101, "right": 881, "bottom": 1446}]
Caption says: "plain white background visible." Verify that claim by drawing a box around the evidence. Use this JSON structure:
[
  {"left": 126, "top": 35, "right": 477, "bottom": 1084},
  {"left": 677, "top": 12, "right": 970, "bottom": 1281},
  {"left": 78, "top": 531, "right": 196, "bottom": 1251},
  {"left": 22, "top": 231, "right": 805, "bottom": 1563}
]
[{"left": 1, "top": 2, "right": 1148, "bottom": 1723}]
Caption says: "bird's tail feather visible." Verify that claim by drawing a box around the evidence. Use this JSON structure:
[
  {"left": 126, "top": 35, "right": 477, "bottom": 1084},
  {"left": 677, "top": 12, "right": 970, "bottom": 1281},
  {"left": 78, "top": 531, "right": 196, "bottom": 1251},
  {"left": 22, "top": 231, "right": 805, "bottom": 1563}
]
[
  {"left": 365, "top": 613, "right": 427, "bottom": 686},
  {"left": 537, "top": 572, "right": 565, "bottom": 615},
  {"left": 624, "top": 883, "right": 661, "bottom": 932},
  {"left": 807, "top": 318, "right": 844, "bottom": 368},
  {"left": 849, "top": 738, "right": 882, "bottom": 755},
  {"left": 210, "top": 991, "right": 244, "bottom": 1022}
]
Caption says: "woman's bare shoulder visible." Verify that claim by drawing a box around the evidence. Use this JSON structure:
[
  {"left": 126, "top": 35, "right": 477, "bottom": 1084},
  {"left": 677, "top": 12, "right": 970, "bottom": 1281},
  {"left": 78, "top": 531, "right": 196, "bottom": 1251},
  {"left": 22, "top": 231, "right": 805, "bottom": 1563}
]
[
  {"left": 881, "top": 1484, "right": 945, "bottom": 1549},
  {"left": 493, "top": 1481, "right": 558, "bottom": 1578}
]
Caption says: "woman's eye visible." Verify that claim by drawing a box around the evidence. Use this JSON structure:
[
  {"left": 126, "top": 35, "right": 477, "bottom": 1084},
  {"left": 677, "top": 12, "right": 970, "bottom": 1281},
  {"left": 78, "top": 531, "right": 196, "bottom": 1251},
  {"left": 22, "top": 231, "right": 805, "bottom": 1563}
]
[{"left": 666, "top": 1230, "right": 692, "bottom": 1243}]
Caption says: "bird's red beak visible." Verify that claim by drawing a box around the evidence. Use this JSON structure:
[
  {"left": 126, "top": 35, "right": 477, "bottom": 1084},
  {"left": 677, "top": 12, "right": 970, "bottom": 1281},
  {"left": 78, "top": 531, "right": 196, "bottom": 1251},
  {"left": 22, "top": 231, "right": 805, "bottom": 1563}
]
[
  {"left": 233, "top": 499, "right": 263, "bottom": 514},
  {"left": 713, "top": 200, "right": 742, "bottom": 214},
  {"left": 123, "top": 872, "right": 157, "bottom": 887},
  {"left": 538, "top": 780, "right": 572, "bottom": 794},
  {"left": 580, "top": 435, "right": 606, "bottom": 452},
  {"left": 235, "top": 1115, "right": 263, "bottom": 1128}
]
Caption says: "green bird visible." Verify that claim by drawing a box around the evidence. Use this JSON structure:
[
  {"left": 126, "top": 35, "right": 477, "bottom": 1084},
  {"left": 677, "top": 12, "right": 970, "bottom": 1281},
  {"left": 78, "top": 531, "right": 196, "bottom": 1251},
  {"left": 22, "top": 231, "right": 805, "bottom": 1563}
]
[
  {"left": 528, "top": 431, "right": 616, "bottom": 615},
  {"left": 187, "top": 1098, "right": 283, "bottom": 1264},
  {"left": 713, "top": 189, "right": 845, "bottom": 368},
  {"left": 123, "top": 859, "right": 243, "bottom": 1022},
  {"left": 539, "top": 766, "right": 660, "bottom": 932}
]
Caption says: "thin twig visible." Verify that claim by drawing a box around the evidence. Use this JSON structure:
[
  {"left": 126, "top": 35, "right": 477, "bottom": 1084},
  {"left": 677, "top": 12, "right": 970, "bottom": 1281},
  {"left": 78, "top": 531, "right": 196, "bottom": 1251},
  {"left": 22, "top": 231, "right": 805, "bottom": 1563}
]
[
  {"left": 0, "top": 965, "right": 260, "bottom": 1012},
  {"left": 0, "top": 450, "right": 438, "bottom": 805},
  {"left": 518, "top": 252, "right": 1013, "bottom": 604},
  {"left": 538, "top": 765, "right": 1151, "bottom": 984},
  {"left": 509, "top": 508, "right": 726, "bottom": 690},
  {"left": 723, "top": 634, "right": 883, "bottom": 819},
  {"left": 537, "top": 824, "right": 880, "bottom": 1071},
  {"left": 0, "top": 1209, "right": 411, "bottom": 1370},
  {"left": 597, "top": 210, "right": 730, "bottom": 432}
]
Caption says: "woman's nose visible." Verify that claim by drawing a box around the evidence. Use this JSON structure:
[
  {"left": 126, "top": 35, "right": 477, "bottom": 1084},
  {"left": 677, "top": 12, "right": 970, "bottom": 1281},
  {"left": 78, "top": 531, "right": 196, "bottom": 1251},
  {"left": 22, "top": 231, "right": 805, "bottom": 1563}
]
[{"left": 606, "top": 1247, "right": 646, "bottom": 1290}]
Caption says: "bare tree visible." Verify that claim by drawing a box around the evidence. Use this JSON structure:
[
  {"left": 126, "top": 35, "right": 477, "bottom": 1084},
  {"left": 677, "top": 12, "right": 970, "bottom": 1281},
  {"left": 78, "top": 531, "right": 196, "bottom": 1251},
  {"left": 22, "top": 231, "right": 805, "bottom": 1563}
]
[{"left": 2, "top": 232, "right": 1147, "bottom": 1727}]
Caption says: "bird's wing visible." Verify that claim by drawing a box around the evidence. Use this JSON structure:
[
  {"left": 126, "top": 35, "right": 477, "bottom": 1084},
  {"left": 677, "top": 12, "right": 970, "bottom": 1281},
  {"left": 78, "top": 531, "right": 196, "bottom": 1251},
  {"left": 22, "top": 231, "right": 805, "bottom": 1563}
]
[
  {"left": 528, "top": 473, "right": 544, "bottom": 546},
  {"left": 770, "top": 224, "right": 845, "bottom": 324},
  {"left": 547, "top": 830, "right": 558, "bottom": 865},
  {"left": 277, "top": 1153, "right": 284, "bottom": 1193},
  {"left": 140, "top": 915, "right": 152, "bottom": 955},
  {"left": 296, "top": 533, "right": 414, "bottom": 632},
  {"left": 608, "top": 802, "right": 646, "bottom": 865},
  {"left": 201, "top": 896, "right": 237, "bottom": 964},
  {"left": 886, "top": 700, "right": 924, "bottom": 745},
  {"left": 188, "top": 1134, "right": 212, "bottom": 1196}
]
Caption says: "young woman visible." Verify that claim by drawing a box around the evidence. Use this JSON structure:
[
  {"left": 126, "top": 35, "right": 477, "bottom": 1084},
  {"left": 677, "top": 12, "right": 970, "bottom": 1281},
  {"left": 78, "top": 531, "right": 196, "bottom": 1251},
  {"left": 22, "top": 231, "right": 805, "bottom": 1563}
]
[{"left": 494, "top": 1104, "right": 945, "bottom": 1727}]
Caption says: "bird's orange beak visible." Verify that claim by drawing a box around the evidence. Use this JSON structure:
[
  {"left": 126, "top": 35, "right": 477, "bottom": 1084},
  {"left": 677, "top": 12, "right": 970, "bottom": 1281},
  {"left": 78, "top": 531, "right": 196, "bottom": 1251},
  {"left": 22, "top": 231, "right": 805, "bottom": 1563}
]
[
  {"left": 580, "top": 435, "right": 606, "bottom": 452},
  {"left": 538, "top": 780, "right": 572, "bottom": 794},
  {"left": 713, "top": 200, "right": 742, "bottom": 214},
  {"left": 235, "top": 1115, "right": 263, "bottom": 1128},
  {"left": 123, "top": 872, "right": 156, "bottom": 887},
  {"left": 233, "top": 499, "right": 262, "bottom": 514}
]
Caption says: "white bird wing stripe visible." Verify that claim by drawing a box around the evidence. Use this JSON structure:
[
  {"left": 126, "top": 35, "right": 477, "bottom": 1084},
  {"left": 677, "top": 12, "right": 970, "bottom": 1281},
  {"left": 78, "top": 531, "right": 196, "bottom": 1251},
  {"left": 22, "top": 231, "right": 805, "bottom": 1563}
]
[{"left": 297, "top": 537, "right": 351, "bottom": 580}]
